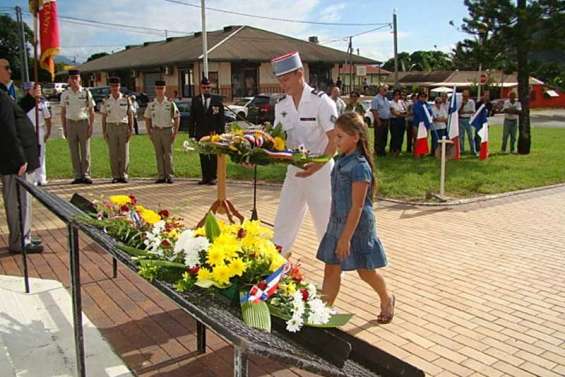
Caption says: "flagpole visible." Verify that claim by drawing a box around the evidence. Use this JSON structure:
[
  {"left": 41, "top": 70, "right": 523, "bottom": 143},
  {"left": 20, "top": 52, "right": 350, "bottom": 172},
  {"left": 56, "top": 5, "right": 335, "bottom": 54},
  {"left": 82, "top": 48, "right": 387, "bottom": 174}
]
[{"left": 32, "top": 6, "right": 40, "bottom": 147}]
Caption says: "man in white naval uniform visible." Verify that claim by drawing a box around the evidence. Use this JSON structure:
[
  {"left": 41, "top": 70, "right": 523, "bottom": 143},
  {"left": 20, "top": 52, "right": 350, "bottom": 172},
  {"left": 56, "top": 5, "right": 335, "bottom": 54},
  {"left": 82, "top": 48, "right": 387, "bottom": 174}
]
[{"left": 271, "top": 51, "right": 338, "bottom": 256}]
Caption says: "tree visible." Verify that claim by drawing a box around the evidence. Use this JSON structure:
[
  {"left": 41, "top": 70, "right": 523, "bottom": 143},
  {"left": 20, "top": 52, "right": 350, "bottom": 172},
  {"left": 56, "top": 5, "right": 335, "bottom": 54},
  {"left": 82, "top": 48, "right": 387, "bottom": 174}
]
[
  {"left": 460, "top": 0, "right": 565, "bottom": 154},
  {"left": 382, "top": 51, "right": 453, "bottom": 72},
  {"left": 0, "top": 14, "right": 33, "bottom": 81},
  {"left": 87, "top": 52, "right": 109, "bottom": 62}
]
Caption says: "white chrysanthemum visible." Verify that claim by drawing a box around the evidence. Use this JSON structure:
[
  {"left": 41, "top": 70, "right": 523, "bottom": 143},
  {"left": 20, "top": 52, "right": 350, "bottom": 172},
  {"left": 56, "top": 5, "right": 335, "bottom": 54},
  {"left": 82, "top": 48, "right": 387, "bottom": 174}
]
[
  {"left": 143, "top": 221, "right": 167, "bottom": 257},
  {"left": 307, "top": 298, "right": 332, "bottom": 325},
  {"left": 306, "top": 283, "right": 317, "bottom": 300},
  {"left": 174, "top": 230, "right": 210, "bottom": 268},
  {"left": 286, "top": 317, "right": 303, "bottom": 333}
]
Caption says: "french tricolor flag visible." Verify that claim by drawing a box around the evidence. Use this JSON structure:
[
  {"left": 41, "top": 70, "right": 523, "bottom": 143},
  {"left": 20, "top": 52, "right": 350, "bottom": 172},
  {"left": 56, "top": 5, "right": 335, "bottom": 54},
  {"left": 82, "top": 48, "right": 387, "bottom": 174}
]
[
  {"left": 447, "top": 87, "right": 461, "bottom": 160},
  {"left": 414, "top": 101, "right": 433, "bottom": 157},
  {"left": 470, "top": 104, "right": 489, "bottom": 160}
]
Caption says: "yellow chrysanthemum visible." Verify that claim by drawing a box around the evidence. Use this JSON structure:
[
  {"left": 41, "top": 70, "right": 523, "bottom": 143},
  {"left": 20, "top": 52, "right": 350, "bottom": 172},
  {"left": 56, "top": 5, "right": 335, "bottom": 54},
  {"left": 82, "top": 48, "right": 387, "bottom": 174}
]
[
  {"left": 212, "top": 264, "right": 232, "bottom": 286},
  {"left": 242, "top": 220, "right": 272, "bottom": 238},
  {"left": 140, "top": 209, "right": 161, "bottom": 225},
  {"left": 280, "top": 281, "right": 297, "bottom": 296},
  {"left": 273, "top": 136, "right": 286, "bottom": 151},
  {"left": 206, "top": 244, "right": 226, "bottom": 266},
  {"left": 212, "top": 233, "right": 240, "bottom": 259},
  {"left": 167, "top": 228, "right": 179, "bottom": 240},
  {"left": 194, "top": 227, "right": 206, "bottom": 237},
  {"left": 109, "top": 195, "right": 131, "bottom": 206},
  {"left": 270, "top": 252, "right": 287, "bottom": 272},
  {"left": 228, "top": 258, "right": 247, "bottom": 277},
  {"left": 197, "top": 267, "right": 213, "bottom": 283},
  {"left": 211, "top": 134, "right": 221, "bottom": 142}
]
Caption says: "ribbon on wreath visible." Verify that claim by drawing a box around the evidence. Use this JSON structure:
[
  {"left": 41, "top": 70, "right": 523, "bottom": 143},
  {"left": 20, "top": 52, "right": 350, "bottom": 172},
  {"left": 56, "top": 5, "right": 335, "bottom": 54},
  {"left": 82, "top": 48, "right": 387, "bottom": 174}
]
[{"left": 241, "top": 263, "right": 291, "bottom": 304}]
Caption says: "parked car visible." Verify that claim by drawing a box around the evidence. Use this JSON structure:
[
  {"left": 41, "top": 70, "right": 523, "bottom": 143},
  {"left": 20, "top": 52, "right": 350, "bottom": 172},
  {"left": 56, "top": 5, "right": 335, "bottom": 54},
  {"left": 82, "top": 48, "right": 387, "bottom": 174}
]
[
  {"left": 89, "top": 86, "right": 139, "bottom": 112},
  {"left": 246, "top": 93, "right": 285, "bottom": 125},
  {"left": 226, "top": 97, "right": 253, "bottom": 119},
  {"left": 43, "top": 82, "right": 67, "bottom": 99},
  {"left": 175, "top": 98, "right": 236, "bottom": 133}
]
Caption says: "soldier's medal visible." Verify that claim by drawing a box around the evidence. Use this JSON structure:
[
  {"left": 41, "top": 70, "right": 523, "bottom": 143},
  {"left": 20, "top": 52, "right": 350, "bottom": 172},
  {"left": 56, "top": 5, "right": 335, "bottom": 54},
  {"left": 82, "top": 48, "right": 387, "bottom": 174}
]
[
  {"left": 282, "top": 111, "right": 287, "bottom": 118},
  {"left": 212, "top": 105, "right": 220, "bottom": 114}
]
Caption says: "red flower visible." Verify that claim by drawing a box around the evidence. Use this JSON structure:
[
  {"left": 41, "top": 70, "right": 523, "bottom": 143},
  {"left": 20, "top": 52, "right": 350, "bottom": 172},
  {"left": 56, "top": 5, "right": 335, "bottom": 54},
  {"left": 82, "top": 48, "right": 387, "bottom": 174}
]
[
  {"left": 159, "top": 209, "right": 170, "bottom": 218},
  {"left": 161, "top": 239, "right": 171, "bottom": 249},
  {"left": 257, "top": 280, "right": 268, "bottom": 290},
  {"left": 300, "top": 288, "right": 309, "bottom": 301},
  {"left": 128, "top": 195, "right": 137, "bottom": 205},
  {"left": 120, "top": 205, "right": 129, "bottom": 213},
  {"left": 237, "top": 228, "right": 246, "bottom": 239},
  {"left": 290, "top": 265, "right": 303, "bottom": 283},
  {"left": 187, "top": 266, "right": 200, "bottom": 276}
]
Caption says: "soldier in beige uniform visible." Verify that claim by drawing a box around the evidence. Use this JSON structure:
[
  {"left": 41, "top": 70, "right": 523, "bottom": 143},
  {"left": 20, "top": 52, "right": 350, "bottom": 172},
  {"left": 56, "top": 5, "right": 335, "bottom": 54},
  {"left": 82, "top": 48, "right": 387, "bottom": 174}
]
[
  {"left": 60, "top": 69, "right": 95, "bottom": 184},
  {"left": 144, "top": 80, "right": 180, "bottom": 183},
  {"left": 101, "top": 77, "right": 133, "bottom": 183}
]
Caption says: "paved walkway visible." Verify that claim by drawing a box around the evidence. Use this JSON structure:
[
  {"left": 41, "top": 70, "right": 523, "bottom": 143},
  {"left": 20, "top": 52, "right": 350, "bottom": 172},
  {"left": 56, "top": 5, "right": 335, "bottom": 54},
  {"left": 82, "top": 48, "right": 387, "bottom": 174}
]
[{"left": 1, "top": 179, "right": 564, "bottom": 377}]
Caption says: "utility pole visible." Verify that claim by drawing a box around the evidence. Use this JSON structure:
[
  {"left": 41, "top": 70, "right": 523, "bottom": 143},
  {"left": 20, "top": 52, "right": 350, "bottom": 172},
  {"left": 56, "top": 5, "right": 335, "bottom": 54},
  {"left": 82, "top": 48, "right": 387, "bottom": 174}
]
[
  {"left": 393, "top": 10, "right": 398, "bottom": 87},
  {"left": 348, "top": 36, "right": 353, "bottom": 94},
  {"left": 201, "top": 0, "right": 209, "bottom": 80},
  {"left": 16, "top": 6, "right": 30, "bottom": 82}
]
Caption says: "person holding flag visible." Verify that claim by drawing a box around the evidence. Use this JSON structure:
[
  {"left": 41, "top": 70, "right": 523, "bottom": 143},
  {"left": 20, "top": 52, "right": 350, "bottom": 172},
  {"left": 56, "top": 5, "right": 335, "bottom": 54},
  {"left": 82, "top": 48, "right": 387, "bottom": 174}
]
[
  {"left": 470, "top": 103, "right": 489, "bottom": 160},
  {"left": 412, "top": 92, "right": 433, "bottom": 159},
  {"left": 447, "top": 87, "right": 461, "bottom": 160}
]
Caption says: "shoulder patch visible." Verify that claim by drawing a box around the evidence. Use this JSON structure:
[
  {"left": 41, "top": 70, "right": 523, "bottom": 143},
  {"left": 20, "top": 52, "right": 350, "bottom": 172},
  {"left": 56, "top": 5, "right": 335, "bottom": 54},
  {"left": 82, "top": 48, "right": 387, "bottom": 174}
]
[
  {"left": 277, "top": 95, "right": 287, "bottom": 103},
  {"left": 311, "top": 89, "right": 326, "bottom": 98}
]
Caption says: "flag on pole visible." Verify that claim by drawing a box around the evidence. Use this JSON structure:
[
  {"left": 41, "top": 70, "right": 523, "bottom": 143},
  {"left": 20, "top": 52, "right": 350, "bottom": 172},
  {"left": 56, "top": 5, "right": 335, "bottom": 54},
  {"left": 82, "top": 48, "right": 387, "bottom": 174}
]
[
  {"left": 413, "top": 100, "right": 432, "bottom": 157},
  {"left": 29, "top": 0, "right": 60, "bottom": 80},
  {"left": 470, "top": 104, "right": 489, "bottom": 160},
  {"left": 447, "top": 86, "right": 461, "bottom": 160}
]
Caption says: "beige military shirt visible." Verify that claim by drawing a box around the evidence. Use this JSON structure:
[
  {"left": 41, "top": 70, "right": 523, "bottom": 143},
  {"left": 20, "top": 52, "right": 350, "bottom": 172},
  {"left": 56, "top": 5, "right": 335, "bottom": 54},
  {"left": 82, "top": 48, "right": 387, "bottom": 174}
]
[
  {"left": 144, "top": 97, "right": 179, "bottom": 128},
  {"left": 101, "top": 93, "right": 132, "bottom": 124},
  {"left": 61, "top": 86, "right": 95, "bottom": 121}
]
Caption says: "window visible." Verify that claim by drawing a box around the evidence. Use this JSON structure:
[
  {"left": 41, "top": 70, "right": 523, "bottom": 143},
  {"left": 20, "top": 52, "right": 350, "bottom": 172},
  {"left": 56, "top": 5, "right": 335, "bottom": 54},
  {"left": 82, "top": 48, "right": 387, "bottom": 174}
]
[
  {"left": 208, "top": 71, "right": 219, "bottom": 94},
  {"left": 232, "top": 63, "right": 259, "bottom": 98}
]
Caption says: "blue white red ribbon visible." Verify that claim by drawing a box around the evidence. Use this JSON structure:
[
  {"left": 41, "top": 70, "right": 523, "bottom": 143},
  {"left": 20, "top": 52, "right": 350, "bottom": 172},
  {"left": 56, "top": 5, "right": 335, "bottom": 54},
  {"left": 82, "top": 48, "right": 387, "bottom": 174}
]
[{"left": 241, "top": 263, "right": 290, "bottom": 303}]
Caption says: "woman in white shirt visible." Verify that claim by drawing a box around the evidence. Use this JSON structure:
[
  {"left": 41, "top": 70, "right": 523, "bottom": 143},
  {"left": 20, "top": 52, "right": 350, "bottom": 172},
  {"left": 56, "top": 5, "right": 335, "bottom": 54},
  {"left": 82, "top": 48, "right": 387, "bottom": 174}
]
[
  {"left": 389, "top": 89, "right": 407, "bottom": 157},
  {"left": 431, "top": 96, "right": 448, "bottom": 153}
]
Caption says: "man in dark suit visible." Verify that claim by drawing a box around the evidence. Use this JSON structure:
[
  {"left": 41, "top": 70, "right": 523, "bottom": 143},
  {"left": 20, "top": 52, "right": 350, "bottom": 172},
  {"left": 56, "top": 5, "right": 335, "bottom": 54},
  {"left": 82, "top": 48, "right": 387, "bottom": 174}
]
[
  {"left": 188, "top": 77, "right": 225, "bottom": 185},
  {"left": 0, "top": 57, "right": 43, "bottom": 253}
]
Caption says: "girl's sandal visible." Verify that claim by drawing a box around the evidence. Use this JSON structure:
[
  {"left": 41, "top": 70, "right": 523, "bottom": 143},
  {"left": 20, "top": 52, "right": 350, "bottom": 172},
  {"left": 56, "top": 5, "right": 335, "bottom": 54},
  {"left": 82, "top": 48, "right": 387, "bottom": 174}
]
[{"left": 377, "top": 295, "right": 396, "bottom": 324}]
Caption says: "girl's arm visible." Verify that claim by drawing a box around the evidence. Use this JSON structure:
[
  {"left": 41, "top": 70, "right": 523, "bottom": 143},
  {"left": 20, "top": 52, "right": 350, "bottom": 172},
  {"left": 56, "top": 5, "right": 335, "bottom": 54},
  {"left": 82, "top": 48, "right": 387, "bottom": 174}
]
[{"left": 336, "top": 181, "right": 369, "bottom": 261}]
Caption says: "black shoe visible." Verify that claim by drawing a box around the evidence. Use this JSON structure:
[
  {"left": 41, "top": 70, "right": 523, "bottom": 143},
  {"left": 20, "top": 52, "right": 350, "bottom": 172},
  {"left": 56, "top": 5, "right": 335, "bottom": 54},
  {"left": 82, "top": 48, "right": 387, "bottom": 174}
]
[
  {"left": 83, "top": 178, "right": 93, "bottom": 184},
  {"left": 71, "top": 178, "right": 83, "bottom": 184},
  {"left": 120, "top": 178, "right": 129, "bottom": 183},
  {"left": 166, "top": 177, "right": 174, "bottom": 184},
  {"left": 111, "top": 178, "right": 119, "bottom": 184},
  {"left": 31, "top": 236, "right": 42, "bottom": 245},
  {"left": 207, "top": 179, "right": 217, "bottom": 185},
  {"left": 197, "top": 180, "right": 208, "bottom": 185},
  {"left": 10, "top": 243, "right": 44, "bottom": 254},
  {"left": 155, "top": 179, "right": 166, "bottom": 184}
]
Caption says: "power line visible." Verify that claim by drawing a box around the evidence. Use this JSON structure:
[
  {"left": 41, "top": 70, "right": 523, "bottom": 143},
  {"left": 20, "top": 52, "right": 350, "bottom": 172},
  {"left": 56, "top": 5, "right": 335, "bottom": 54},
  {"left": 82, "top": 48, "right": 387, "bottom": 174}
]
[
  {"left": 163, "top": 0, "right": 390, "bottom": 26},
  {"left": 320, "top": 24, "right": 392, "bottom": 45}
]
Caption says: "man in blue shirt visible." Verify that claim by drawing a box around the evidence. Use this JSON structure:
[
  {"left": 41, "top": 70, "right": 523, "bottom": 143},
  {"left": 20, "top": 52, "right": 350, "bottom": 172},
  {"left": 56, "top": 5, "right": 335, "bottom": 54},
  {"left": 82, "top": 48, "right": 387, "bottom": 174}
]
[{"left": 370, "top": 85, "right": 392, "bottom": 156}]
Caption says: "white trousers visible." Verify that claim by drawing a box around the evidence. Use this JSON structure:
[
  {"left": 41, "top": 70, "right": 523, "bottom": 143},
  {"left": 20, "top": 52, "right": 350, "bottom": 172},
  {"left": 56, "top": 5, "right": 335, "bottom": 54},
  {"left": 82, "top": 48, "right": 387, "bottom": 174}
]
[
  {"left": 33, "top": 126, "right": 47, "bottom": 184},
  {"left": 273, "top": 160, "right": 334, "bottom": 255}
]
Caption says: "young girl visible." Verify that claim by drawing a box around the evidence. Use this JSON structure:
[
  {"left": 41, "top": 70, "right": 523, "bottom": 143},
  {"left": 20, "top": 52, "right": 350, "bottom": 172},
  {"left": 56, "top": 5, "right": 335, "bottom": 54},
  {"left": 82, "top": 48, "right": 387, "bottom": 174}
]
[{"left": 317, "top": 112, "right": 395, "bottom": 324}]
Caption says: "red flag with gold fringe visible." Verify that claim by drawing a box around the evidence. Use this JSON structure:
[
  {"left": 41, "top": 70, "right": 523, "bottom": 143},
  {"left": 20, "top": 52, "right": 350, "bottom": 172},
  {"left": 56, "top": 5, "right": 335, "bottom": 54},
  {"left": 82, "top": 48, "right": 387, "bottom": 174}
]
[{"left": 29, "top": 0, "right": 60, "bottom": 80}]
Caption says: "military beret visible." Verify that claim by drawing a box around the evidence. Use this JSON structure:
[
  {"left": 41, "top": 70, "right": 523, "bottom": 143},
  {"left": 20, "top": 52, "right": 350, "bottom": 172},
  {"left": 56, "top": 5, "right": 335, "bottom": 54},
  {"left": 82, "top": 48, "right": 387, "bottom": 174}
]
[
  {"left": 108, "top": 77, "right": 120, "bottom": 84},
  {"left": 155, "top": 80, "right": 166, "bottom": 86},
  {"left": 271, "top": 51, "right": 303, "bottom": 77},
  {"left": 68, "top": 69, "right": 80, "bottom": 76},
  {"left": 200, "top": 77, "right": 210, "bottom": 85}
]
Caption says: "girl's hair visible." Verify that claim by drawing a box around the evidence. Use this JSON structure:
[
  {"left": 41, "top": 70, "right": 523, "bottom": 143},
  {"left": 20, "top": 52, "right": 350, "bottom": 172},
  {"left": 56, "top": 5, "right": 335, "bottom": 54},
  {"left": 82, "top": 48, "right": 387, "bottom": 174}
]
[{"left": 335, "top": 112, "right": 377, "bottom": 198}]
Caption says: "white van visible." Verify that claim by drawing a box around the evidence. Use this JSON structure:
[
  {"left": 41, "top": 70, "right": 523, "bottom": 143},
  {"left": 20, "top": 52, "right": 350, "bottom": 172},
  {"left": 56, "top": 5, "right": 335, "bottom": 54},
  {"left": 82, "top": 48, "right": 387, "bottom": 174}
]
[{"left": 43, "top": 82, "right": 67, "bottom": 99}]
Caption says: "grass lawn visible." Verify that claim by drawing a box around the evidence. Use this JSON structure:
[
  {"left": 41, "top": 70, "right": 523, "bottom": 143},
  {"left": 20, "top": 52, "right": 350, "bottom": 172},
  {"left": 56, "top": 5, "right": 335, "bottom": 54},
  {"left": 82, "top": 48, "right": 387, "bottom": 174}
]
[{"left": 46, "top": 125, "right": 565, "bottom": 200}]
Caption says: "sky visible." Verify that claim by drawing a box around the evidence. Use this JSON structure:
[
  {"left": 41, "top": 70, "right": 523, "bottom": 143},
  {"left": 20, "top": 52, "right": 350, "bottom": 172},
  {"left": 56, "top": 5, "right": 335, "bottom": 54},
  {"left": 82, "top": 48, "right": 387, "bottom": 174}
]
[{"left": 1, "top": 0, "right": 471, "bottom": 64}]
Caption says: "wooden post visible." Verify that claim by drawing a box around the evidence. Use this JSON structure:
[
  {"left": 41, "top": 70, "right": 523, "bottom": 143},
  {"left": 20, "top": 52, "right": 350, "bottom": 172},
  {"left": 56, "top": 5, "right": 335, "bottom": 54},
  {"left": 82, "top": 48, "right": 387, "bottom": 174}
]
[
  {"left": 438, "top": 137, "right": 453, "bottom": 198},
  {"left": 197, "top": 154, "right": 244, "bottom": 226}
]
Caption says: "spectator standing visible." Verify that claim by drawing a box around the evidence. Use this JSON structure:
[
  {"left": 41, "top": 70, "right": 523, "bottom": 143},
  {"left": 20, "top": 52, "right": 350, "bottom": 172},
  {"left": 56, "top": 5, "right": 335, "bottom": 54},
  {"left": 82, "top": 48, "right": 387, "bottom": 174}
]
[
  {"left": 458, "top": 89, "right": 476, "bottom": 154},
  {"left": 23, "top": 82, "right": 51, "bottom": 186},
  {"left": 405, "top": 93, "right": 414, "bottom": 153},
  {"left": 501, "top": 92, "right": 522, "bottom": 153},
  {"left": 431, "top": 96, "right": 448, "bottom": 153},
  {"left": 330, "top": 86, "right": 346, "bottom": 116},
  {"left": 370, "top": 85, "right": 392, "bottom": 156},
  {"left": 389, "top": 89, "right": 407, "bottom": 156},
  {"left": 345, "top": 91, "right": 365, "bottom": 117}
]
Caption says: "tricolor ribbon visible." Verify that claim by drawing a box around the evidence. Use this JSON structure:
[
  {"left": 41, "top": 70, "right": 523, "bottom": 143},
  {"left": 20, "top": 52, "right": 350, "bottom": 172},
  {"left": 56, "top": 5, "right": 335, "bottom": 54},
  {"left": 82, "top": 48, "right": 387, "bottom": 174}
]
[{"left": 241, "top": 263, "right": 290, "bottom": 304}]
